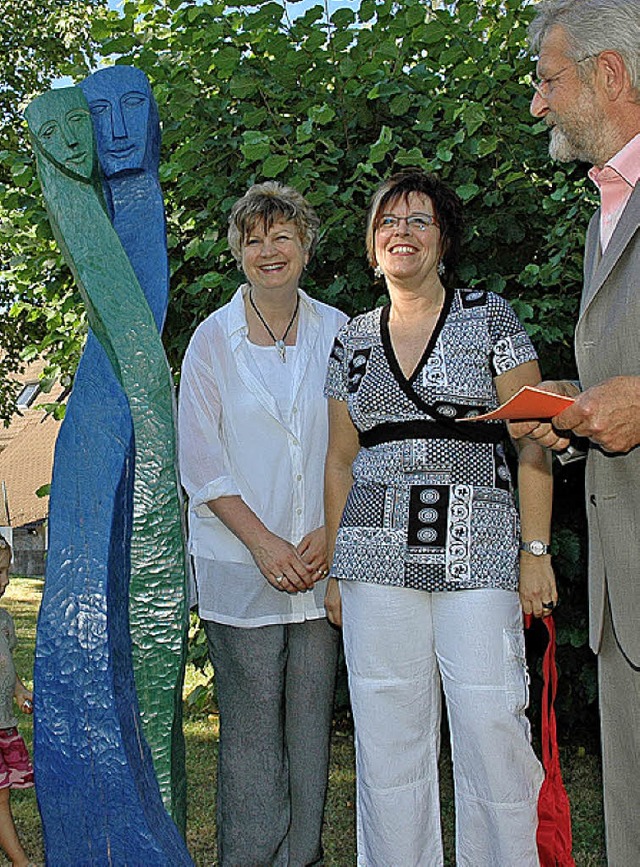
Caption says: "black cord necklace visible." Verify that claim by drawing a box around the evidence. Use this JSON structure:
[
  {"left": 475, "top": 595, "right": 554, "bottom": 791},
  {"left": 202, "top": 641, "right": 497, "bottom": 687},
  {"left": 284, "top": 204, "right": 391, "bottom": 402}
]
[{"left": 249, "top": 289, "right": 300, "bottom": 363}]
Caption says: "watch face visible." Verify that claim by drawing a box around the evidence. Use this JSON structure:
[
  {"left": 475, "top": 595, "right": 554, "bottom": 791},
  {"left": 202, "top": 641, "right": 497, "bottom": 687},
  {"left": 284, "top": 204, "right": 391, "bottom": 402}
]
[{"left": 530, "top": 540, "right": 546, "bottom": 555}]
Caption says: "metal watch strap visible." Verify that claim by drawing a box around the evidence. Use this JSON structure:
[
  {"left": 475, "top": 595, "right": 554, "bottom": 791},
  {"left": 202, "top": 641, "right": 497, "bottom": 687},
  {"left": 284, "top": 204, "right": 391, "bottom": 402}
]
[{"left": 520, "top": 539, "right": 550, "bottom": 556}]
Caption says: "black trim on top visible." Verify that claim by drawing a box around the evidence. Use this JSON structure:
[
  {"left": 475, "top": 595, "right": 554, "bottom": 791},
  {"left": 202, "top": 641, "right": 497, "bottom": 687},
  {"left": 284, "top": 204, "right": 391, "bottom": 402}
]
[
  {"left": 359, "top": 419, "right": 505, "bottom": 448},
  {"left": 377, "top": 293, "right": 503, "bottom": 443},
  {"left": 380, "top": 290, "right": 453, "bottom": 389}
]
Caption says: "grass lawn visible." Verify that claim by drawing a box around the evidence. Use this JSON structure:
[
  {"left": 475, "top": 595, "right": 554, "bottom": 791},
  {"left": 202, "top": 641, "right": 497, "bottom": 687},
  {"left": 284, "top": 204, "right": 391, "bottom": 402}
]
[{"left": 2, "top": 576, "right": 605, "bottom": 866}]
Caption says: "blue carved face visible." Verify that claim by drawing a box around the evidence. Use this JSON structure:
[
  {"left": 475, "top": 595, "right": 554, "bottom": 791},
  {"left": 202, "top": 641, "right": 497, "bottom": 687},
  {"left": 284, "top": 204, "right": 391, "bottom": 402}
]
[
  {"left": 26, "top": 89, "right": 96, "bottom": 181},
  {"left": 80, "top": 67, "right": 155, "bottom": 178}
]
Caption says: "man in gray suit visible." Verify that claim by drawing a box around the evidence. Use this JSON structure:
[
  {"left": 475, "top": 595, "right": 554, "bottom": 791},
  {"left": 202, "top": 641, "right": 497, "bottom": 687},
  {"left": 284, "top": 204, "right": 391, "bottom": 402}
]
[{"left": 510, "top": 0, "right": 640, "bottom": 862}]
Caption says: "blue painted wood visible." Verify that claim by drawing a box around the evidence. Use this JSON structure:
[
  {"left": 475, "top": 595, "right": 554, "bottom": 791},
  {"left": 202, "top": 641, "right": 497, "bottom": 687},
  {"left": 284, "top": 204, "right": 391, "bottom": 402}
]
[
  {"left": 80, "top": 66, "right": 188, "bottom": 831},
  {"left": 27, "top": 83, "right": 192, "bottom": 866}
]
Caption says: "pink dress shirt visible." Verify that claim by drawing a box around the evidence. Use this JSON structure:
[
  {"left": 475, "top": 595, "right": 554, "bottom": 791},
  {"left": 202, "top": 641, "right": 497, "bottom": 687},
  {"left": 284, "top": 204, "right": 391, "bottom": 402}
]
[{"left": 589, "top": 133, "right": 640, "bottom": 251}]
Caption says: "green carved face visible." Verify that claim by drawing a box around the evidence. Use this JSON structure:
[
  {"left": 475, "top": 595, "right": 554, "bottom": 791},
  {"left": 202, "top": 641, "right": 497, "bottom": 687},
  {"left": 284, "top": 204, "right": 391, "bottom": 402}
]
[{"left": 26, "top": 88, "right": 97, "bottom": 181}]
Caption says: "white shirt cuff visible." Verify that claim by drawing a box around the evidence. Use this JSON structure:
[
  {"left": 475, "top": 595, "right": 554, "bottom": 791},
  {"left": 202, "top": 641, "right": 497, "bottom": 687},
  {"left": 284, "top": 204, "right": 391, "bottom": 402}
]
[{"left": 192, "top": 476, "right": 242, "bottom": 517}]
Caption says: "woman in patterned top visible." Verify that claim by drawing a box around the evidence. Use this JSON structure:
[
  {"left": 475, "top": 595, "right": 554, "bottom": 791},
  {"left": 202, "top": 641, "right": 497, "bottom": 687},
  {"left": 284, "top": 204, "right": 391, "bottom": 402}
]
[{"left": 324, "top": 169, "right": 555, "bottom": 866}]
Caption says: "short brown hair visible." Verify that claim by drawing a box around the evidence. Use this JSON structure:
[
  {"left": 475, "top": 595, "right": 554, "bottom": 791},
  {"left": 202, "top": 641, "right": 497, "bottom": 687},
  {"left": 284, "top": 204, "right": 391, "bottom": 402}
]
[{"left": 227, "top": 181, "right": 320, "bottom": 263}]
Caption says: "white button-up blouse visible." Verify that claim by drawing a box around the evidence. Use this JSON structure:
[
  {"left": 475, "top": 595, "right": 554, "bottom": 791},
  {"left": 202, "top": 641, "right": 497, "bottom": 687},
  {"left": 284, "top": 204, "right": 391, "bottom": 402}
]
[{"left": 178, "top": 284, "right": 347, "bottom": 627}]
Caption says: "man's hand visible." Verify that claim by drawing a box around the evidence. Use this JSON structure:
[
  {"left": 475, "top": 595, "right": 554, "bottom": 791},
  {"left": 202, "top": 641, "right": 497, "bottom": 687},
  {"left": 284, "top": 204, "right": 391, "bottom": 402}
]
[
  {"left": 508, "top": 380, "right": 580, "bottom": 451},
  {"left": 552, "top": 376, "right": 640, "bottom": 454}
]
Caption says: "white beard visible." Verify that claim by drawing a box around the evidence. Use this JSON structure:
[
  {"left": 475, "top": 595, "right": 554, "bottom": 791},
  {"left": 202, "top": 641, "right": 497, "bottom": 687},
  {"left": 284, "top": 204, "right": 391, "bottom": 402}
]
[
  {"left": 548, "top": 126, "right": 580, "bottom": 162},
  {"left": 546, "top": 94, "right": 610, "bottom": 167}
]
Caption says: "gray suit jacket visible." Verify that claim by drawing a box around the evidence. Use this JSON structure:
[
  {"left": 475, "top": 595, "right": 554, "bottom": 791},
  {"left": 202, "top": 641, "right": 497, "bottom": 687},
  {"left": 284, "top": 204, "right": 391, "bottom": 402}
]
[{"left": 575, "top": 182, "right": 640, "bottom": 664}]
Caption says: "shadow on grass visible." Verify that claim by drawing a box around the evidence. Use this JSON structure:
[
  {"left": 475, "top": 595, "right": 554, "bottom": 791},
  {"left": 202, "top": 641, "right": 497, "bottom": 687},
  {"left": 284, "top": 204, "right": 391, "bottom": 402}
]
[{"left": 184, "top": 709, "right": 605, "bottom": 867}]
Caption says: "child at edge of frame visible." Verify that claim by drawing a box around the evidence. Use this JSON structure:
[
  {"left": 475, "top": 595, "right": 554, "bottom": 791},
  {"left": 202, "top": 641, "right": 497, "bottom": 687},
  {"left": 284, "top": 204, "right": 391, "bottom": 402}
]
[{"left": 0, "top": 535, "right": 36, "bottom": 867}]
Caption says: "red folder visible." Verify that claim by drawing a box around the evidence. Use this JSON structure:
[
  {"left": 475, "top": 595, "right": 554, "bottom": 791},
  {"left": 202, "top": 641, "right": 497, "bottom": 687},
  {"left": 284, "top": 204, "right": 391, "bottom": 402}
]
[{"left": 458, "top": 386, "right": 575, "bottom": 422}]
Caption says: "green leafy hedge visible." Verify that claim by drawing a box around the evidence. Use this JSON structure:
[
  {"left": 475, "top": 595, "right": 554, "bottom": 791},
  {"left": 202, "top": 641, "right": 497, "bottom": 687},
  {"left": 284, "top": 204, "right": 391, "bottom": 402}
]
[{"left": 1, "top": 0, "right": 599, "bottom": 743}]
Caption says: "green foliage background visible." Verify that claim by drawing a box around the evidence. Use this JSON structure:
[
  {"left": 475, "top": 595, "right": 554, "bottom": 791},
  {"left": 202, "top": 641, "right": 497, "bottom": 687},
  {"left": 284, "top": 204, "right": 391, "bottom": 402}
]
[{"left": 0, "top": 0, "right": 599, "bottom": 743}]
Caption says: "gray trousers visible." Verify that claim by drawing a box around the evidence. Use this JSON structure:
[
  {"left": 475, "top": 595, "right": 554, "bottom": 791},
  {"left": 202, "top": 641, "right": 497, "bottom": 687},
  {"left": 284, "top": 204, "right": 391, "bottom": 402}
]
[
  {"left": 599, "top": 596, "right": 640, "bottom": 867},
  {"left": 204, "top": 617, "right": 339, "bottom": 867}
]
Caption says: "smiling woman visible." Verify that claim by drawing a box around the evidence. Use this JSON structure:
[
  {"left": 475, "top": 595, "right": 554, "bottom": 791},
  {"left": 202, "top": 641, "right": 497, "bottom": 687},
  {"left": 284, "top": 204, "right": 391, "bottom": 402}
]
[
  {"left": 177, "top": 181, "right": 348, "bottom": 865},
  {"left": 323, "top": 168, "right": 557, "bottom": 866},
  {"left": 373, "top": 192, "right": 442, "bottom": 305}
]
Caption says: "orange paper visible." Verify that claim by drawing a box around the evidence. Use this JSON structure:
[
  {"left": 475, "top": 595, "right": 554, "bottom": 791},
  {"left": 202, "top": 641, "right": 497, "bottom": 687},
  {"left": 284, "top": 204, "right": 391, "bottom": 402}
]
[{"left": 458, "top": 386, "right": 575, "bottom": 422}]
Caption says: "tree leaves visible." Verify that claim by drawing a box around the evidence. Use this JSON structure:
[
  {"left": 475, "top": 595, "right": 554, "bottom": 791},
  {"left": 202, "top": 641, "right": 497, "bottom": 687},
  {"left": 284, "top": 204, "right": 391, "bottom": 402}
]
[
  {"left": 2, "top": 0, "right": 591, "bottom": 411},
  {"left": 0, "top": 0, "right": 598, "bottom": 731}
]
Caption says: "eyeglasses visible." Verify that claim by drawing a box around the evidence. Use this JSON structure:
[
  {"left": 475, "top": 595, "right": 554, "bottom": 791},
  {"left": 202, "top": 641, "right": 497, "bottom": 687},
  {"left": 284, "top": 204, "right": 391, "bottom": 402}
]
[
  {"left": 532, "top": 54, "right": 597, "bottom": 99},
  {"left": 377, "top": 213, "right": 439, "bottom": 233}
]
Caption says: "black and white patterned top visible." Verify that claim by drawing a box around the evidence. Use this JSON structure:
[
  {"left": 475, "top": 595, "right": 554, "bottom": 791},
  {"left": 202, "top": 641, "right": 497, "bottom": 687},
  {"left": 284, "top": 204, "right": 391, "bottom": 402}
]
[{"left": 324, "top": 289, "right": 538, "bottom": 592}]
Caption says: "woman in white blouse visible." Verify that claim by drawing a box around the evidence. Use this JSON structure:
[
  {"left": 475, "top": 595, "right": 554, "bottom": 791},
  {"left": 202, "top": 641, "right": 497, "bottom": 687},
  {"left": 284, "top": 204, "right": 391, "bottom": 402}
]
[{"left": 178, "top": 182, "right": 347, "bottom": 867}]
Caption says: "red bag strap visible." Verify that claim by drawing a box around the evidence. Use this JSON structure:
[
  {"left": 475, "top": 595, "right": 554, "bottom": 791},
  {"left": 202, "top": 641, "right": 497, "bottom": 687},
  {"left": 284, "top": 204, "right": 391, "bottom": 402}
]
[
  {"left": 540, "top": 615, "right": 557, "bottom": 770},
  {"left": 524, "top": 613, "right": 558, "bottom": 771}
]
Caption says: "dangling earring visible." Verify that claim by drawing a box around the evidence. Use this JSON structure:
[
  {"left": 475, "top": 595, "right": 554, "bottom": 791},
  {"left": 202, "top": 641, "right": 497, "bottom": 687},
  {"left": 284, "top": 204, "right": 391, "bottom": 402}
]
[
  {"left": 373, "top": 265, "right": 383, "bottom": 279},
  {"left": 437, "top": 261, "right": 445, "bottom": 277}
]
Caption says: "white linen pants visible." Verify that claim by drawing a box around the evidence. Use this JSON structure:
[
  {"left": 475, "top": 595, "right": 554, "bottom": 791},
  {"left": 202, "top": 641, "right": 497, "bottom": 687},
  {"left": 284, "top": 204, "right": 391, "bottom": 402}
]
[{"left": 341, "top": 582, "right": 543, "bottom": 867}]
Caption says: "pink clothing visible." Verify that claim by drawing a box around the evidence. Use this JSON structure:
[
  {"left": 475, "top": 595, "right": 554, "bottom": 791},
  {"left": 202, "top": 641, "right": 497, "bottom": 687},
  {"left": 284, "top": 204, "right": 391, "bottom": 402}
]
[
  {"left": 0, "top": 727, "right": 33, "bottom": 790},
  {"left": 589, "top": 134, "right": 640, "bottom": 251}
]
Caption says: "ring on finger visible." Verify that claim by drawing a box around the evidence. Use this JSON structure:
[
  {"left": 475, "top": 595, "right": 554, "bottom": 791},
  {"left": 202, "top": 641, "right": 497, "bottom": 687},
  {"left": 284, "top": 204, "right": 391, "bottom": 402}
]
[
  {"left": 276, "top": 575, "right": 285, "bottom": 584},
  {"left": 541, "top": 600, "right": 555, "bottom": 611}
]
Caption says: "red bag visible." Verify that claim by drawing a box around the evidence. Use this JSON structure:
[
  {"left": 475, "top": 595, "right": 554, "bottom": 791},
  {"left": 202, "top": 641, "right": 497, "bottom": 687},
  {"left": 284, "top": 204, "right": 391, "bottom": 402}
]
[{"left": 524, "top": 614, "right": 576, "bottom": 867}]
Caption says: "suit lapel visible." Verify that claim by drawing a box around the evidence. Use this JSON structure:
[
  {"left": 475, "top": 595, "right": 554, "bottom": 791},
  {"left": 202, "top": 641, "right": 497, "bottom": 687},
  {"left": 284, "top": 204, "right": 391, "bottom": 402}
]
[{"left": 579, "top": 183, "right": 640, "bottom": 322}]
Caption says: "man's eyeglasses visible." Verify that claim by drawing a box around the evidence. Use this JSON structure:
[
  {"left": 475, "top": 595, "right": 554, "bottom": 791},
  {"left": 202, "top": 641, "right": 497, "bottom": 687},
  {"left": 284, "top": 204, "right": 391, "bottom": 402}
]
[
  {"left": 377, "top": 213, "right": 439, "bottom": 233},
  {"left": 532, "top": 54, "right": 597, "bottom": 99}
]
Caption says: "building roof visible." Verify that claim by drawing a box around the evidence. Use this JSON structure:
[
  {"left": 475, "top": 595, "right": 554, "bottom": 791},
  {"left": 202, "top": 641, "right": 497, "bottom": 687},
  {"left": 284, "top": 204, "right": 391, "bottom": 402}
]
[{"left": 0, "top": 358, "right": 66, "bottom": 529}]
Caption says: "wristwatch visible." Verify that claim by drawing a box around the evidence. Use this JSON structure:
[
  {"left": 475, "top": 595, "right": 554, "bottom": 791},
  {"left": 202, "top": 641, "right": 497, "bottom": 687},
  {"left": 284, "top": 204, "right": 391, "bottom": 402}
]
[{"left": 520, "top": 540, "right": 550, "bottom": 556}]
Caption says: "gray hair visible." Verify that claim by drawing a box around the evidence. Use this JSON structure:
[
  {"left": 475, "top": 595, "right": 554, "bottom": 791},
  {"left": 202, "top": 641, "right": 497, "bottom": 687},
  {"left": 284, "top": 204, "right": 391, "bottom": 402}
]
[
  {"left": 227, "top": 181, "right": 320, "bottom": 263},
  {"left": 529, "top": 0, "right": 640, "bottom": 95}
]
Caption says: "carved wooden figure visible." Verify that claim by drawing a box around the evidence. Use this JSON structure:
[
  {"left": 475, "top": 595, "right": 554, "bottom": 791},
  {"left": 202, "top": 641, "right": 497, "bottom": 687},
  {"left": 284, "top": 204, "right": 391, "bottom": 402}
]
[
  {"left": 26, "top": 86, "right": 192, "bottom": 865},
  {"left": 79, "top": 65, "right": 188, "bottom": 831}
]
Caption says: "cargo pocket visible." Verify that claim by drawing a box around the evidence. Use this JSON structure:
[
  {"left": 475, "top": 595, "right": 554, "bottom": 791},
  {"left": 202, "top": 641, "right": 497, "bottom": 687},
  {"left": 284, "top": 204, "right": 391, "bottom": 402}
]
[{"left": 503, "top": 626, "right": 530, "bottom": 717}]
